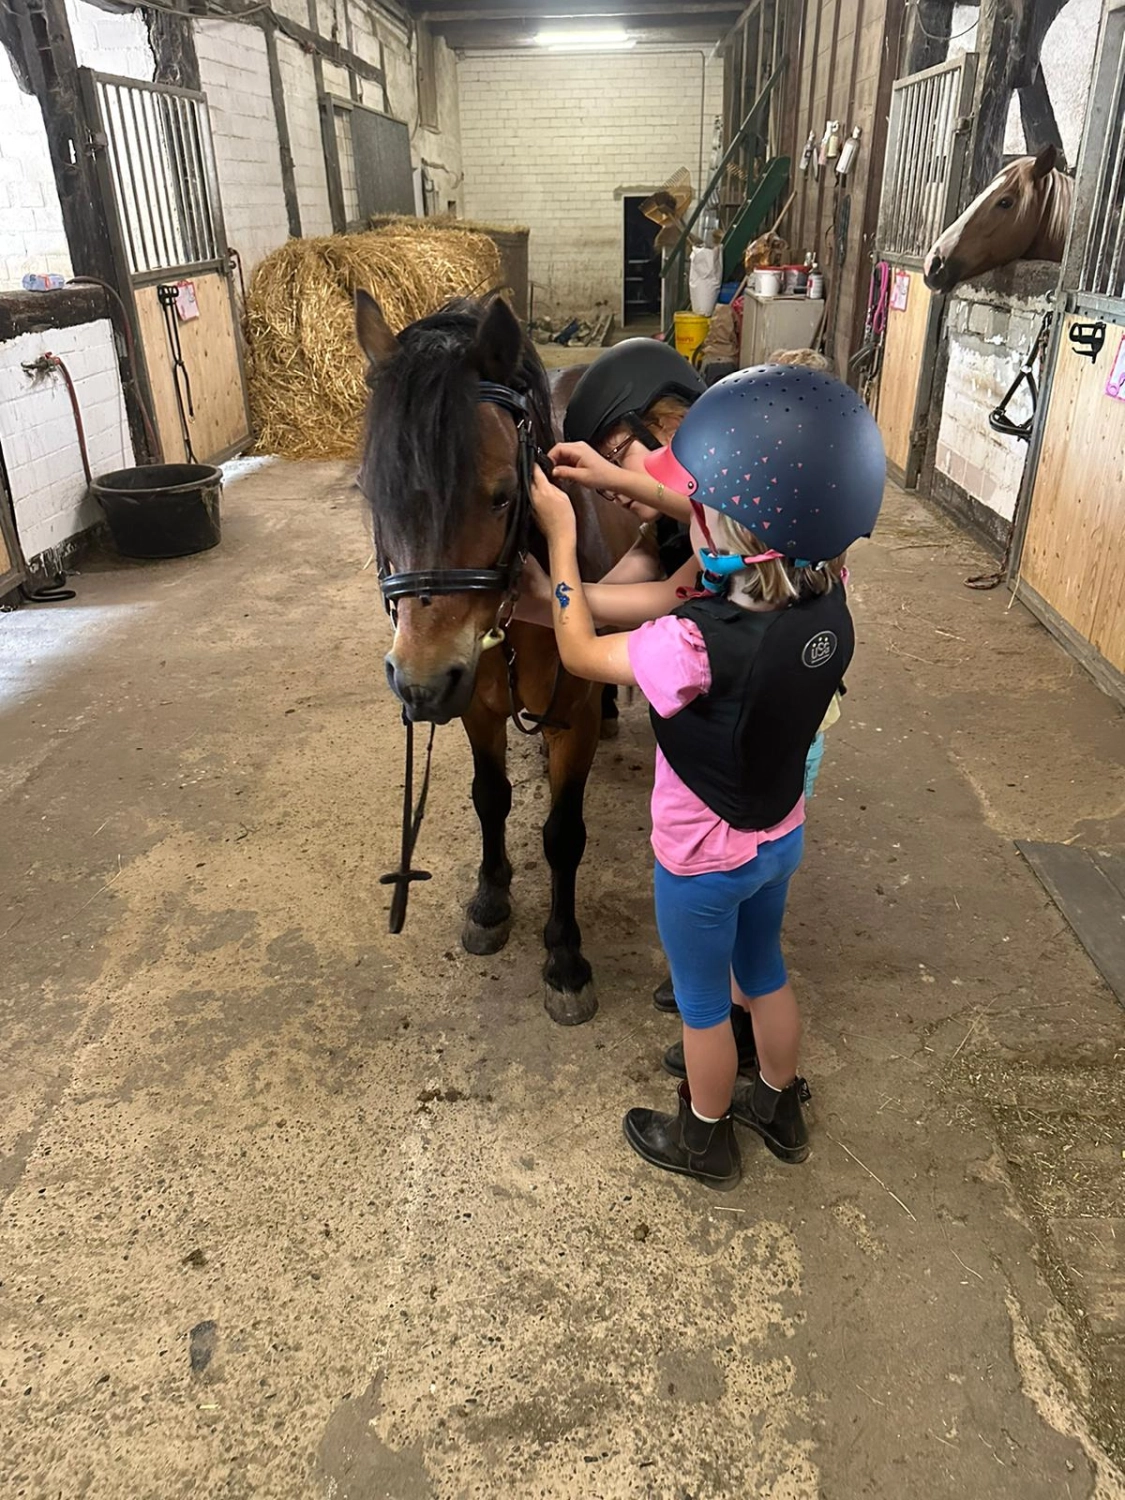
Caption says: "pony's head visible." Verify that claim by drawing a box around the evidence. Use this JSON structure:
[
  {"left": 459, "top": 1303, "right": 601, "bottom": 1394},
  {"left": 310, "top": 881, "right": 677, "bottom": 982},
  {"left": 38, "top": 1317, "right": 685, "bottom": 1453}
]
[
  {"left": 356, "top": 292, "right": 552, "bottom": 723},
  {"left": 924, "top": 146, "right": 1063, "bottom": 294}
]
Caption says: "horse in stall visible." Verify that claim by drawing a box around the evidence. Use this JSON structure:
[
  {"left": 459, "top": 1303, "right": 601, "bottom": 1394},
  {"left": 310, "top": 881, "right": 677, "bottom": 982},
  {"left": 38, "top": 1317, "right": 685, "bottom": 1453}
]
[
  {"left": 924, "top": 145, "right": 1073, "bottom": 295},
  {"left": 355, "top": 291, "right": 638, "bottom": 1025}
]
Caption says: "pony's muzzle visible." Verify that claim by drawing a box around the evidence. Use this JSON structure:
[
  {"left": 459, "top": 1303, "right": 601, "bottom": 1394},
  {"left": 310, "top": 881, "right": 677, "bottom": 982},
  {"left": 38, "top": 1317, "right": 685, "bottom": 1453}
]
[{"left": 385, "top": 654, "right": 475, "bottom": 723}]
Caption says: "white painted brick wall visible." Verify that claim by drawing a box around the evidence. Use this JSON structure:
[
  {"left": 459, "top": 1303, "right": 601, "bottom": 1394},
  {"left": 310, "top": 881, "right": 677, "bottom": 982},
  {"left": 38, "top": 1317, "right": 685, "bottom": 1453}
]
[
  {"left": 0, "top": 57, "right": 70, "bottom": 290},
  {"left": 276, "top": 36, "right": 334, "bottom": 236},
  {"left": 936, "top": 297, "right": 1045, "bottom": 522},
  {"left": 195, "top": 20, "right": 290, "bottom": 269},
  {"left": 65, "top": 0, "right": 154, "bottom": 81},
  {"left": 0, "top": 320, "right": 134, "bottom": 561},
  {"left": 459, "top": 50, "right": 722, "bottom": 317}
]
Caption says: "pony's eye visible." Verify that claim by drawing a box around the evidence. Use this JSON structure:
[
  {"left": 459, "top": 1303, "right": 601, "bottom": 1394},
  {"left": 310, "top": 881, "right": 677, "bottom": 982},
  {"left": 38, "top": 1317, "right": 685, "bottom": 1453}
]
[
  {"left": 491, "top": 490, "right": 515, "bottom": 513},
  {"left": 996, "top": 196, "right": 1015, "bottom": 210}
]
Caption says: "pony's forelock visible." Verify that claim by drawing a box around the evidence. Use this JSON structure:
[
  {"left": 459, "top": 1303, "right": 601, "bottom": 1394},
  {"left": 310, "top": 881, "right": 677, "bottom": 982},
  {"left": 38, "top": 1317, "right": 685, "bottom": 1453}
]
[{"left": 360, "top": 298, "right": 553, "bottom": 562}]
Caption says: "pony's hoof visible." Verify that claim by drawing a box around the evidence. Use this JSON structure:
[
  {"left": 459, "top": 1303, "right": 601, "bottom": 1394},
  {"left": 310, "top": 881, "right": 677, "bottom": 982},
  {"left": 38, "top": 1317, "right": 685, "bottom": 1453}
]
[
  {"left": 462, "top": 917, "right": 511, "bottom": 956},
  {"left": 543, "top": 981, "right": 598, "bottom": 1026},
  {"left": 599, "top": 717, "right": 620, "bottom": 741}
]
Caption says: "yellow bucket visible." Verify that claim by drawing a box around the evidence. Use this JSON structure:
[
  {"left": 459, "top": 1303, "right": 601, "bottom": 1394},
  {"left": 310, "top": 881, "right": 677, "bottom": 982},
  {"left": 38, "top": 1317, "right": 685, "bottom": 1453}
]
[{"left": 673, "top": 311, "right": 710, "bottom": 362}]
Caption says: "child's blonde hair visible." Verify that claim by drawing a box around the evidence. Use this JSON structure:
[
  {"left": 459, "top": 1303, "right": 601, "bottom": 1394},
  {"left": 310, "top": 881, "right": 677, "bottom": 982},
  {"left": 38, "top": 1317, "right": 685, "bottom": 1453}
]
[
  {"left": 770, "top": 347, "right": 834, "bottom": 372},
  {"left": 708, "top": 510, "right": 845, "bottom": 607}
]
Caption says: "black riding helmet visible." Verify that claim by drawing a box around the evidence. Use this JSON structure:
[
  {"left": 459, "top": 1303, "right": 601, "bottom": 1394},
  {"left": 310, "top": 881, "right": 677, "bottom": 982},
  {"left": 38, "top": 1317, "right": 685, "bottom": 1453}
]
[{"left": 563, "top": 338, "right": 708, "bottom": 447}]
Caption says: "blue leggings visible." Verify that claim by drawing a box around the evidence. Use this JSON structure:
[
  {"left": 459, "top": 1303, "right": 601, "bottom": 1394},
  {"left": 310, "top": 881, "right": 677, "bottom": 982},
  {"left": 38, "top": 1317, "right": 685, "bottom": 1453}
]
[{"left": 654, "top": 826, "right": 805, "bottom": 1029}]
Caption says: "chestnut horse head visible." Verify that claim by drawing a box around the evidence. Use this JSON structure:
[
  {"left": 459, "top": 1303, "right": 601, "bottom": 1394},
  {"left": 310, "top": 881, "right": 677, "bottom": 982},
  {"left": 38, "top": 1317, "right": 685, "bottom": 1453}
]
[
  {"left": 355, "top": 292, "right": 553, "bottom": 724},
  {"left": 924, "top": 146, "right": 1072, "bottom": 294}
]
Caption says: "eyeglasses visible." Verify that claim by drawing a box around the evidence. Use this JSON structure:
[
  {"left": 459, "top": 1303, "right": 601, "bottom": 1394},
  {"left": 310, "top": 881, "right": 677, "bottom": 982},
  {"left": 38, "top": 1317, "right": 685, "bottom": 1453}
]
[{"left": 599, "top": 434, "right": 637, "bottom": 468}]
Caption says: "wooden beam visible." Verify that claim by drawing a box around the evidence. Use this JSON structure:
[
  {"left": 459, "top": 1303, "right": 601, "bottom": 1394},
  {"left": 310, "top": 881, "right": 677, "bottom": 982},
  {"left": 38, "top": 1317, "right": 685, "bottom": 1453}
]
[
  {"left": 265, "top": 9, "right": 386, "bottom": 88},
  {"left": 905, "top": 0, "right": 954, "bottom": 74},
  {"left": 262, "top": 18, "right": 302, "bottom": 238},
  {"left": 146, "top": 6, "right": 201, "bottom": 91},
  {"left": 1019, "top": 70, "right": 1064, "bottom": 160}
]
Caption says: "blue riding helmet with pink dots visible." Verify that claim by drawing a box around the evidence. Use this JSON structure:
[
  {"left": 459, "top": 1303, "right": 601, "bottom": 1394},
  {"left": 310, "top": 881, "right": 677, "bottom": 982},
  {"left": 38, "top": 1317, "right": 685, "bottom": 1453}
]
[{"left": 645, "top": 364, "right": 886, "bottom": 562}]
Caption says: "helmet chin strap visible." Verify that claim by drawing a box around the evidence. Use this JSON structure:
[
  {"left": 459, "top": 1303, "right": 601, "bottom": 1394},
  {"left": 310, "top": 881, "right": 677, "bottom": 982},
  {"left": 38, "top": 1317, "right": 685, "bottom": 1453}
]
[{"left": 698, "top": 547, "right": 785, "bottom": 593}]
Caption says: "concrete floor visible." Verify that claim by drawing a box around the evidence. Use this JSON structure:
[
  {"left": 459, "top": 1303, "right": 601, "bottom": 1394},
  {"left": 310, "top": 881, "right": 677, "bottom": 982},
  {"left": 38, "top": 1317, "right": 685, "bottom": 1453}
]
[{"left": 2, "top": 461, "right": 1124, "bottom": 1500}]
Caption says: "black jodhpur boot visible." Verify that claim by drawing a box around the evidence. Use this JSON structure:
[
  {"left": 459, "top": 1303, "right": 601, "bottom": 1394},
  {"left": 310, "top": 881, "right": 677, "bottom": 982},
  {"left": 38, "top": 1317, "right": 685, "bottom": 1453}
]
[
  {"left": 663, "top": 1005, "right": 758, "bottom": 1080},
  {"left": 731, "top": 1073, "right": 811, "bottom": 1164},
  {"left": 652, "top": 975, "right": 678, "bottom": 1013},
  {"left": 623, "top": 1081, "right": 741, "bottom": 1189}
]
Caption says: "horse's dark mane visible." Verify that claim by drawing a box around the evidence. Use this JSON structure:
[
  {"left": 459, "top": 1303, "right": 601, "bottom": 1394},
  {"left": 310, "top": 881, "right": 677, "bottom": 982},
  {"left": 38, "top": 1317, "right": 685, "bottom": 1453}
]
[{"left": 361, "top": 297, "right": 554, "bottom": 556}]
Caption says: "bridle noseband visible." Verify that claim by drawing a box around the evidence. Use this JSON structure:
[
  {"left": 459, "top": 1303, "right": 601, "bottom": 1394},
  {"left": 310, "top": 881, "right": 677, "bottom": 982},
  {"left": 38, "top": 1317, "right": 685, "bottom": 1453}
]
[{"left": 378, "top": 380, "right": 536, "bottom": 641}]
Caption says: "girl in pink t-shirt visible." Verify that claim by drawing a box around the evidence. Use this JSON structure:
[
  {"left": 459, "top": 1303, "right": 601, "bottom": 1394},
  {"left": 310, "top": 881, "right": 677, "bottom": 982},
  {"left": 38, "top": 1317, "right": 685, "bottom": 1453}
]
[{"left": 532, "top": 364, "right": 885, "bottom": 1191}]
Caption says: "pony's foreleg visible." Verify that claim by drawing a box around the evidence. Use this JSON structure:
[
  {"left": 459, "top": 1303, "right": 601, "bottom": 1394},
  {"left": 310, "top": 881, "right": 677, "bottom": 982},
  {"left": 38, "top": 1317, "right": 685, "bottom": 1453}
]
[
  {"left": 462, "top": 700, "right": 513, "bottom": 955},
  {"left": 541, "top": 684, "right": 601, "bottom": 1026}
]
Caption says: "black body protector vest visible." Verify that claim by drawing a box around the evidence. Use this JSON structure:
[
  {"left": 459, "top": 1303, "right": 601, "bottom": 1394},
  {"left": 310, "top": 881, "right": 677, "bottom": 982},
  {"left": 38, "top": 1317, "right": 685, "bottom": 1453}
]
[{"left": 651, "top": 587, "right": 854, "bottom": 831}]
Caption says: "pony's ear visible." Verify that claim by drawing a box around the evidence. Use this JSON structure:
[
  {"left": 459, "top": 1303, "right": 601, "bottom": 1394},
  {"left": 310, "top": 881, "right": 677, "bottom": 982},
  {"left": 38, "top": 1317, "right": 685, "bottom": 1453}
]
[
  {"left": 470, "top": 297, "right": 523, "bottom": 384},
  {"left": 1031, "top": 144, "right": 1058, "bottom": 180},
  {"left": 355, "top": 290, "right": 399, "bottom": 367}
]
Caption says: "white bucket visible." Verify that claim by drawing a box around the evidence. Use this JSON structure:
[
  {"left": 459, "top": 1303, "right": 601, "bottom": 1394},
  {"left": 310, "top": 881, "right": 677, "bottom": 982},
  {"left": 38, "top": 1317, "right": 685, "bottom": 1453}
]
[
  {"left": 807, "top": 273, "right": 825, "bottom": 300},
  {"left": 754, "top": 268, "right": 782, "bottom": 298}
]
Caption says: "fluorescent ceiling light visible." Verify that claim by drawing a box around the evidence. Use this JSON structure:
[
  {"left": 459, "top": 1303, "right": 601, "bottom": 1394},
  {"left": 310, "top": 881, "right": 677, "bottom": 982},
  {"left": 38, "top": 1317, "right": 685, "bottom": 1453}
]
[{"left": 536, "top": 27, "right": 636, "bottom": 50}]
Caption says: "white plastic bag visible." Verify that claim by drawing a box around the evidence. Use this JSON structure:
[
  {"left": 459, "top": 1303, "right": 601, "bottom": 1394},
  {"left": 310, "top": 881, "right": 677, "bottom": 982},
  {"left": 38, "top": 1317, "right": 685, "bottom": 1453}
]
[{"left": 689, "top": 247, "right": 723, "bottom": 315}]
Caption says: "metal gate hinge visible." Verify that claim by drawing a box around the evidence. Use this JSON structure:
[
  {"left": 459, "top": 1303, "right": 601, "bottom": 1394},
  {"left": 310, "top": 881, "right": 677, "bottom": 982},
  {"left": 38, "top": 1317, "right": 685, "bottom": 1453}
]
[{"left": 86, "top": 130, "right": 108, "bottom": 156}]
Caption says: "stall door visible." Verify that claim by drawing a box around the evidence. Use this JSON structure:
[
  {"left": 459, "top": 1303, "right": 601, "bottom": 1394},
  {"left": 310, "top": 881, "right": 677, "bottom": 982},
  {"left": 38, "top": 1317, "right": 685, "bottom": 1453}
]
[
  {"left": 874, "top": 54, "right": 977, "bottom": 485},
  {"left": 1015, "top": 0, "right": 1125, "bottom": 697},
  {"left": 0, "top": 477, "right": 24, "bottom": 597},
  {"left": 80, "top": 72, "right": 251, "bottom": 465}
]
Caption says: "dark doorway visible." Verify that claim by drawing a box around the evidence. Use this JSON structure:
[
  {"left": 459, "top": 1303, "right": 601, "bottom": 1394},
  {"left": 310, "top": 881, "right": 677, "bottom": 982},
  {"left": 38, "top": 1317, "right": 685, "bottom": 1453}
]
[{"left": 623, "top": 195, "right": 661, "bottom": 324}]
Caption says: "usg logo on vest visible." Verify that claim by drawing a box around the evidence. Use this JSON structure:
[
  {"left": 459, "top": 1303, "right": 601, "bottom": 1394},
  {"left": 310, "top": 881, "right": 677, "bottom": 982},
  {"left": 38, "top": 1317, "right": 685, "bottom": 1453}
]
[{"left": 802, "top": 631, "right": 838, "bottom": 668}]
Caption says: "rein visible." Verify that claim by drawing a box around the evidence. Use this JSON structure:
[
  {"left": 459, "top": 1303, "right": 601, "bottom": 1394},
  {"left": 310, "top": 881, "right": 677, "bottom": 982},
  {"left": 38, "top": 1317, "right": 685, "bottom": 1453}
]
[{"left": 378, "top": 378, "right": 565, "bottom": 932}]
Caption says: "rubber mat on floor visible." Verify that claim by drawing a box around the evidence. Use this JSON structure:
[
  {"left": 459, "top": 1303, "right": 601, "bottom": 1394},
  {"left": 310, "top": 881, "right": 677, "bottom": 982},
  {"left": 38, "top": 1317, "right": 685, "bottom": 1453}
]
[{"left": 1016, "top": 841, "right": 1125, "bottom": 1006}]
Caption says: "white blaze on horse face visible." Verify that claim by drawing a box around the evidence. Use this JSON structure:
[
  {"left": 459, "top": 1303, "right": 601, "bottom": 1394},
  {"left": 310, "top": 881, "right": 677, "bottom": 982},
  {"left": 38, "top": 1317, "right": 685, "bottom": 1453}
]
[
  {"left": 925, "top": 172, "right": 1016, "bottom": 276},
  {"left": 922, "top": 154, "right": 1063, "bottom": 290}
]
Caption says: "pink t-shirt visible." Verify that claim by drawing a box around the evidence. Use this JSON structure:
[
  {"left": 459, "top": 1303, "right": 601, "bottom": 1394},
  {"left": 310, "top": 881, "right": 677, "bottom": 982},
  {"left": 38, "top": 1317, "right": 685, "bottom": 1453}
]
[{"left": 627, "top": 614, "right": 804, "bottom": 877}]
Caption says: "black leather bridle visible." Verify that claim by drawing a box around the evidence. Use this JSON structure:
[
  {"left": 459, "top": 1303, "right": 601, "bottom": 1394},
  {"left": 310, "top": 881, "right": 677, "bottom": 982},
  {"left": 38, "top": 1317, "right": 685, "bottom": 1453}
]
[
  {"left": 378, "top": 381, "right": 536, "bottom": 634},
  {"left": 378, "top": 378, "right": 558, "bottom": 936}
]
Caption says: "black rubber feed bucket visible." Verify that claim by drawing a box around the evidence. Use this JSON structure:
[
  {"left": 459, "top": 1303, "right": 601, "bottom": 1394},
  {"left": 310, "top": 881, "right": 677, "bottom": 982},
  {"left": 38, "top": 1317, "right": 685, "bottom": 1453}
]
[{"left": 92, "top": 463, "right": 223, "bottom": 560}]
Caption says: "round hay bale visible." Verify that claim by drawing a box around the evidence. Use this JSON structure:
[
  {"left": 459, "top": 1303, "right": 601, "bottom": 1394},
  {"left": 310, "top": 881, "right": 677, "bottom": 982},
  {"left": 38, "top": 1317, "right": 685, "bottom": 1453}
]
[{"left": 244, "top": 226, "right": 502, "bottom": 460}]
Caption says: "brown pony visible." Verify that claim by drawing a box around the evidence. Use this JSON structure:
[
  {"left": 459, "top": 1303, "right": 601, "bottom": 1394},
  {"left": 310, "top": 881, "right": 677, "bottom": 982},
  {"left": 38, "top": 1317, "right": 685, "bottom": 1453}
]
[
  {"left": 355, "top": 292, "right": 637, "bottom": 1025},
  {"left": 924, "top": 145, "right": 1073, "bottom": 294}
]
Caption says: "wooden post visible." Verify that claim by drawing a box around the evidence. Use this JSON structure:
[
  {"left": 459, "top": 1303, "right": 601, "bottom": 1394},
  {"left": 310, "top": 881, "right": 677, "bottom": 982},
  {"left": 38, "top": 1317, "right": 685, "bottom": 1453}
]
[
  {"left": 9, "top": 0, "right": 159, "bottom": 463},
  {"left": 905, "top": 0, "right": 953, "bottom": 75},
  {"left": 147, "top": 7, "right": 201, "bottom": 91},
  {"left": 262, "top": 18, "right": 302, "bottom": 238},
  {"left": 968, "top": 0, "right": 1066, "bottom": 191},
  {"left": 845, "top": 0, "right": 908, "bottom": 377}
]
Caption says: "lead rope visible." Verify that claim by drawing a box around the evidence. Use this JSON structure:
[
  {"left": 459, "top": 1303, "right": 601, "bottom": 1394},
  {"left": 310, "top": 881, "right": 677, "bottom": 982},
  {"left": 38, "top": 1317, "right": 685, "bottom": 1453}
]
[{"left": 379, "top": 712, "right": 437, "bottom": 933}]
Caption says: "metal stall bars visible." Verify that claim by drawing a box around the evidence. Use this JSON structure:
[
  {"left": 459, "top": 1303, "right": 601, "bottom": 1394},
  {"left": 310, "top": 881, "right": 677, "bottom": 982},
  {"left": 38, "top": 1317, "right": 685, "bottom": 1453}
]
[
  {"left": 873, "top": 53, "right": 977, "bottom": 487},
  {"left": 1010, "top": 0, "right": 1125, "bottom": 702},
  {"left": 80, "top": 71, "right": 252, "bottom": 466}
]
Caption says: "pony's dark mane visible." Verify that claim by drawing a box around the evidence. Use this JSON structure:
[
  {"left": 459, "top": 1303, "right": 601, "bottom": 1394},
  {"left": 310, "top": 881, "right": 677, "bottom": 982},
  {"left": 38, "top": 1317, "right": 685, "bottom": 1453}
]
[{"left": 361, "top": 297, "right": 554, "bottom": 557}]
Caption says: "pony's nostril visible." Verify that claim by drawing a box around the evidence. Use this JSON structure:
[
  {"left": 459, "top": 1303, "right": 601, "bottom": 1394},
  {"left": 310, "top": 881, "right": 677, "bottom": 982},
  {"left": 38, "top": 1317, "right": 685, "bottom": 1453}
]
[{"left": 446, "top": 665, "right": 465, "bottom": 693}]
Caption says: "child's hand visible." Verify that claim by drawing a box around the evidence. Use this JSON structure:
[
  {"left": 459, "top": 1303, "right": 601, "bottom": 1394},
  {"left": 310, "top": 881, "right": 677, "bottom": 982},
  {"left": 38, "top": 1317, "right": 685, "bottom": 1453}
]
[
  {"left": 531, "top": 466, "right": 578, "bottom": 546},
  {"left": 548, "top": 441, "right": 623, "bottom": 497}
]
